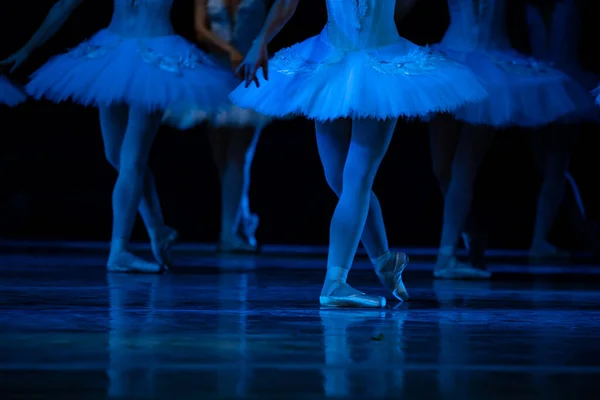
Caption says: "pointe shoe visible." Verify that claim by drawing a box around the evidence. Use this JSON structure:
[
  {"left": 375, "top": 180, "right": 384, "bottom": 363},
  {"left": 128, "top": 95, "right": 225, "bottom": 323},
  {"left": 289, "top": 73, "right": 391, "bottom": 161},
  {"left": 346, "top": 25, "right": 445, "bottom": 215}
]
[
  {"left": 375, "top": 252, "right": 409, "bottom": 302},
  {"left": 529, "top": 242, "right": 571, "bottom": 261},
  {"left": 319, "top": 281, "right": 386, "bottom": 308},
  {"left": 151, "top": 226, "right": 179, "bottom": 269},
  {"left": 107, "top": 252, "right": 163, "bottom": 274},
  {"left": 239, "top": 213, "right": 260, "bottom": 248},
  {"left": 434, "top": 255, "right": 491, "bottom": 280},
  {"left": 217, "top": 236, "right": 260, "bottom": 254}
]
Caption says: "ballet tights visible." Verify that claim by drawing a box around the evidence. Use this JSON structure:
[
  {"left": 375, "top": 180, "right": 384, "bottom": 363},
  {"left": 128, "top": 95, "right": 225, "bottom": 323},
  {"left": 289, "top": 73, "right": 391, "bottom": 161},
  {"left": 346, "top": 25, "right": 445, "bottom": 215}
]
[
  {"left": 208, "top": 126, "right": 261, "bottom": 242},
  {"left": 429, "top": 117, "right": 495, "bottom": 254},
  {"left": 530, "top": 126, "right": 581, "bottom": 248},
  {"left": 315, "top": 118, "right": 397, "bottom": 295},
  {"left": 99, "top": 104, "right": 165, "bottom": 244},
  {"left": 99, "top": 104, "right": 162, "bottom": 257}
]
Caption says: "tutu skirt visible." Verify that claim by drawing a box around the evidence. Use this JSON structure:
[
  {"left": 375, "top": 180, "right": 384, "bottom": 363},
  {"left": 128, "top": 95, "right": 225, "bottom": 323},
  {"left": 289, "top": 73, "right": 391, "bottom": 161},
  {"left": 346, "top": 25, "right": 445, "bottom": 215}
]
[
  {"left": 26, "top": 29, "right": 237, "bottom": 112},
  {"left": 435, "top": 45, "right": 593, "bottom": 127},
  {"left": 0, "top": 75, "right": 27, "bottom": 106},
  {"left": 556, "top": 66, "right": 598, "bottom": 123},
  {"left": 229, "top": 31, "right": 488, "bottom": 121},
  {"left": 163, "top": 71, "right": 271, "bottom": 130}
]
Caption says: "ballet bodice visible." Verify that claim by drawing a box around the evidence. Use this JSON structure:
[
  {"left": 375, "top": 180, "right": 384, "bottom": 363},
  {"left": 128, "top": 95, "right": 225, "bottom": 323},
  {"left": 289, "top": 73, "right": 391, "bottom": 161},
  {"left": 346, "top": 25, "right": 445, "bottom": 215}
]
[
  {"left": 441, "top": 0, "right": 511, "bottom": 51},
  {"left": 207, "top": 0, "right": 267, "bottom": 55},
  {"left": 109, "top": 0, "right": 175, "bottom": 37},
  {"left": 324, "top": 0, "right": 401, "bottom": 50}
]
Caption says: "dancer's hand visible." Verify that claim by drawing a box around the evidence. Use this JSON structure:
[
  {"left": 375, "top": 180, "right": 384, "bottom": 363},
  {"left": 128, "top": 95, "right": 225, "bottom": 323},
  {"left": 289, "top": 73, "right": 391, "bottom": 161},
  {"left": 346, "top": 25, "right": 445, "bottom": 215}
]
[
  {"left": 229, "top": 49, "right": 245, "bottom": 72},
  {"left": 235, "top": 38, "right": 268, "bottom": 88},
  {"left": 0, "top": 49, "right": 31, "bottom": 74}
]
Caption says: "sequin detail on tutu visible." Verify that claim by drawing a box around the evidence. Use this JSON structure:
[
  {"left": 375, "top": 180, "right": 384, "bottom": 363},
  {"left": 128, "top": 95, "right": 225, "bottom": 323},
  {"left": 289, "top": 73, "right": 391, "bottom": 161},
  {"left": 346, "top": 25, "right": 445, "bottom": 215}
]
[
  {"left": 68, "top": 37, "right": 212, "bottom": 75},
  {"left": 274, "top": 46, "right": 462, "bottom": 77}
]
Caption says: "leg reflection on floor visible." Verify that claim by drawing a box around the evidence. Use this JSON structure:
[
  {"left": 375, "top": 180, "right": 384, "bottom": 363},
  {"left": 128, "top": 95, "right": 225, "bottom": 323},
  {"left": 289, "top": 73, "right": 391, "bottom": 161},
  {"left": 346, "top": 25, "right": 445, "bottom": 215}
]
[{"left": 0, "top": 267, "right": 599, "bottom": 398}]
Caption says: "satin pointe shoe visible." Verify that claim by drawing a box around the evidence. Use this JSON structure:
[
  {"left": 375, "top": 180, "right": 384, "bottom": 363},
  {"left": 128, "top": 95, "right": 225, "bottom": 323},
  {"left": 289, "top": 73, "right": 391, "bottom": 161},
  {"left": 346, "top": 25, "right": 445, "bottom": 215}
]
[
  {"left": 151, "top": 226, "right": 178, "bottom": 269},
  {"left": 529, "top": 242, "right": 571, "bottom": 261},
  {"left": 320, "top": 281, "right": 386, "bottom": 308},
  {"left": 434, "top": 254, "right": 491, "bottom": 280},
  {"left": 217, "top": 236, "right": 260, "bottom": 254},
  {"left": 375, "top": 252, "right": 409, "bottom": 302},
  {"left": 107, "top": 252, "right": 163, "bottom": 274},
  {"left": 240, "top": 212, "right": 260, "bottom": 248}
]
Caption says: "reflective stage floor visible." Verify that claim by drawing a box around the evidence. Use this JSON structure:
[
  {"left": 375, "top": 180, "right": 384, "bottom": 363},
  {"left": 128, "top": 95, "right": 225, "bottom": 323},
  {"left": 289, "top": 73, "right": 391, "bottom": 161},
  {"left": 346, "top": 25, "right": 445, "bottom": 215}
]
[{"left": 1, "top": 243, "right": 600, "bottom": 399}]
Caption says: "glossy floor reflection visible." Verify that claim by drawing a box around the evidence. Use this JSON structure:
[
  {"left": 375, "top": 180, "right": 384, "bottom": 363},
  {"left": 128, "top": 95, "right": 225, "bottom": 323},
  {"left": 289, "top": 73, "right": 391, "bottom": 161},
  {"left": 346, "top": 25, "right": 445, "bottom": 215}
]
[{"left": 1, "top": 258, "right": 600, "bottom": 398}]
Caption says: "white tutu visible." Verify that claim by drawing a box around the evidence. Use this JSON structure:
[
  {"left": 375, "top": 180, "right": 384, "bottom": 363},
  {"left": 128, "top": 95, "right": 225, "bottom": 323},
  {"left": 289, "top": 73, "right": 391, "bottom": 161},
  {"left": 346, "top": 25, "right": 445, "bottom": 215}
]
[
  {"left": 230, "top": 31, "right": 488, "bottom": 121},
  {"left": 435, "top": 46, "right": 591, "bottom": 127},
  {"left": 26, "top": 29, "right": 237, "bottom": 112}
]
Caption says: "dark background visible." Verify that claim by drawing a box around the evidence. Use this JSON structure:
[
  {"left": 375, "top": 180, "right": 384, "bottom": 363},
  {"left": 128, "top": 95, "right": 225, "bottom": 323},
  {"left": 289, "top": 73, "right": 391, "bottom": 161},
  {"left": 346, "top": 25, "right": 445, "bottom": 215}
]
[{"left": 0, "top": 0, "right": 598, "bottom": 249}]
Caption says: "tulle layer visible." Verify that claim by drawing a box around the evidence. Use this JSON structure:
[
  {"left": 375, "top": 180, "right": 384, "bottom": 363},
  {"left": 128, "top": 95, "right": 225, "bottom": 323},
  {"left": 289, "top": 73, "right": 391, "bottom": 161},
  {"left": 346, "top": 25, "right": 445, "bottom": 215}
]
[
  {"left": 229, "top": 31, "right": 488, "bottom": 121},
  {"left": 163, "top": 93, "right": 272, "bottom": 129},
  {"left": 435, "top": 46, "right": 594, "bottom": 127},
  {"left": 556, "top": 67, "right": 598, "bottom": 123},
  {"left": 0, "top": 75, "right": 27, "bottom": 107},
  {"left": 26, "top": 29, "right": 237, "bottom": 111}
]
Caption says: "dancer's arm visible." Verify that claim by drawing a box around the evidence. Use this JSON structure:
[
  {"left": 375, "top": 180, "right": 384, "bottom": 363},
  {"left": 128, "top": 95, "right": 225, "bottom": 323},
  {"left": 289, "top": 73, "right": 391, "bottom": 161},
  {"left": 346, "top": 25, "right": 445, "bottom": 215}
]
[
  {"left": 236, "top": 0, "right": 300, "bottom": 87},
  {"left": 394, "top": 0, "right": 418, "bottom": 23},
  {"left": 194, "top": 0, "right": 243, "bottom": 69},
  {"left": 253, "top": 0, "right": 299, "bottom": 45},
  {"left": 0, "top": 0, "right": 85, "bottom": 73}
]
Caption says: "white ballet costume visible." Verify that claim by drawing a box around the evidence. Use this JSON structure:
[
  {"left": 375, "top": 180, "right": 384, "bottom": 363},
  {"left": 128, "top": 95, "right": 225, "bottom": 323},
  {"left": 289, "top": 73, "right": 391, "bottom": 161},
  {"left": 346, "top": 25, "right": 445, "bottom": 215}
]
[
  {"left": 22, "top": 0, "right": 237, "bottom": 273},
  {"left": 229, "top": 0, "right": 488, "bottom": 120},
  {"left": 0, "top": 75, "right": 27, "bottom": 106},
  {"left": 163, "top": 0, "right": 271, "bottom": 130},
  {"left": 526, "top": 0, "right": 597, "bottom": 122},
  {"left": 230, "top": 0, "right": 486, "bottom": 307},
  {"left": 436, "top": 0, "right": 590, "bottom": 128}
]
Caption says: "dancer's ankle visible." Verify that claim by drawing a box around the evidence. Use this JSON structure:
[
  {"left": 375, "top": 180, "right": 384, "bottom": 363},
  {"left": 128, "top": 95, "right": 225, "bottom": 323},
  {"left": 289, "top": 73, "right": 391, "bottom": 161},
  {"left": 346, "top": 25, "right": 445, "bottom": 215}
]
[
  {"left": 324, "top": 265, "right": 350, "bottom": 282},
  {"left": 109, "top": 238, "right": 130, "bottom": 258},
  {"left": 438, "top": 245, "right": 455, "bottom": 256}
]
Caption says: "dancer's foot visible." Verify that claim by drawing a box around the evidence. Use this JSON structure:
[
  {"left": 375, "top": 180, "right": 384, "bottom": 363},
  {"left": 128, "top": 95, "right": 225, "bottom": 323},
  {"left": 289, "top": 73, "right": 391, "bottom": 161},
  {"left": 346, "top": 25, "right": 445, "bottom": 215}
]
[
  {"left": 150, "top": 226, "right": 178, "bottom": 269},
  {"left": 239, "top": 213, "right": 259, "bottom": 248},
  {"left": 434, "top": 254, "right": 491, "bottom": 280},
  {"left": 217, "top": 236, "right": 260, "bottom": 254},
  {"left": 462, "top": 231, "right": 487, "bottom": 270},
  {"left": 374, "top": 252, "right": 409, "bottom": 302},
  {"left": 529, "top": 241, "right": 571, "bottom": 260},
  {"left": 107, "top": 251, "right": 162, "bottom": 274},
  {"left": 320, "top": 280, "right": 386, "bottom": 308}
]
